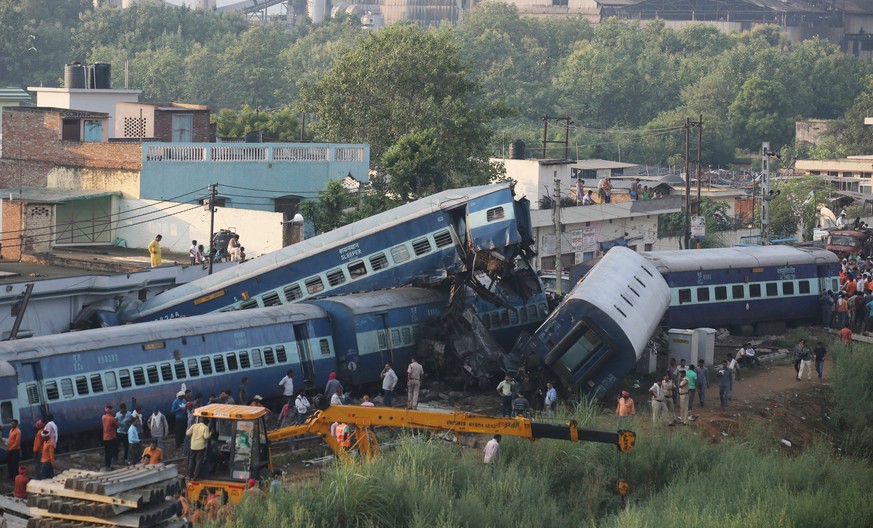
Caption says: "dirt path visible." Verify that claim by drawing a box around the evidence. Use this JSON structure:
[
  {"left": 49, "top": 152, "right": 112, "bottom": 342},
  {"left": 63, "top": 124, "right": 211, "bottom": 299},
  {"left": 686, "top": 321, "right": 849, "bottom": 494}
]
[{"left": 664, "top": 358, "right": 834, "bottom": 448}]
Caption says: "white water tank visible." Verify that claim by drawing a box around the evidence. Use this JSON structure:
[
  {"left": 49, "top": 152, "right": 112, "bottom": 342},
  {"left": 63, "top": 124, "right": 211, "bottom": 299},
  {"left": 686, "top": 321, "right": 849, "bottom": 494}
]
[{"left": 308, "top": 0, "right": 326, "bottom": 23}]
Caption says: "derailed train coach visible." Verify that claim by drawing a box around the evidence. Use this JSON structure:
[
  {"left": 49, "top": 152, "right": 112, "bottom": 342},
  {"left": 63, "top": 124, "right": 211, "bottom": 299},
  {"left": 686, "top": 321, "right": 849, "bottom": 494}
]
[{"left": 516, "top": 247, "right": 671, "bottom": 399}]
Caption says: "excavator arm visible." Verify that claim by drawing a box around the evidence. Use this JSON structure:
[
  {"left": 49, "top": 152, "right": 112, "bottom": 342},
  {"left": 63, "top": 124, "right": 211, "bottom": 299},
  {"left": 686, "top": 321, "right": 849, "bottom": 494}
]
[{"left": 267, "top": 405, "right": 635, "bottom": 461}]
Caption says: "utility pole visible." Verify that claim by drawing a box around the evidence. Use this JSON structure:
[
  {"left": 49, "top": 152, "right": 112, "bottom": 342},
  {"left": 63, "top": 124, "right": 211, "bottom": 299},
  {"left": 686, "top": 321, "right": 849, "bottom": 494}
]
[
  {"left": 684, "top": 117, "right": 691, "bottom": 250},
  {"left": 761, "top": 142, "right": 771, "bottom": 246},
  {"left": 553, "top": 173, "right": 563, "bottom": 295},
  {"left": 207, "top": 183, "right": 217, "bottom": 275},
  {"left": 696, "top": 114, "right": 703, "bottom": 207}
]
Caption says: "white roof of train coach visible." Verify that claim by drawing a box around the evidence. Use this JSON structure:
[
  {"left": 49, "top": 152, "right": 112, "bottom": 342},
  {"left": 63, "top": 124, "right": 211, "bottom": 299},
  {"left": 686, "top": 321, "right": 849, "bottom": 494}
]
[{"left": 641, "top": 246, "right": 838, "bottom": 273}]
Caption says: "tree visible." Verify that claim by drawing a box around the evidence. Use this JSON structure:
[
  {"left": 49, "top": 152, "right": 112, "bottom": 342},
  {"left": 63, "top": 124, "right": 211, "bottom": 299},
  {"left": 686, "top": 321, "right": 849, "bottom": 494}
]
[
  {"left": 767, "top": 175, "right": 830, "bottom": 240},
  {"left": 212, "top": 105, "right": 304, "bottom": 141},
  {"left": 298, "top": 179, "right": 357, "bottom": 235},
  {"left": 301, "top": 23, "right": 506, "bottom": 203},
  {"left": 728, "top": 76, "right": 796, "bottom": 151}
]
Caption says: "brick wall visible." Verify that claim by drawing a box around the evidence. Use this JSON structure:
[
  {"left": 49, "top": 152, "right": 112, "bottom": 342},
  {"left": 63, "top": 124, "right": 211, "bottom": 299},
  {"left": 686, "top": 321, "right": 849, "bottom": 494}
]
[
  {"left": 1, "top": 108, "right": 142, "bottom": 171},
  {"left": 1, "top": 201, "right": 23, "bottom": 260},
  {"left": 153, "top": 110, "right": 211, "bottom": 142},
  {"left": 0, "top": 158, "right": 57, "bottom": 188}
]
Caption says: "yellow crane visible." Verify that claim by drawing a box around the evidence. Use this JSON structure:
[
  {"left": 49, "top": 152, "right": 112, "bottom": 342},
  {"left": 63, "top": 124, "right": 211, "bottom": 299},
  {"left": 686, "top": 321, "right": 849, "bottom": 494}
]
[{"left": 185, "top": 404, "right": 635, "bottom": 505}]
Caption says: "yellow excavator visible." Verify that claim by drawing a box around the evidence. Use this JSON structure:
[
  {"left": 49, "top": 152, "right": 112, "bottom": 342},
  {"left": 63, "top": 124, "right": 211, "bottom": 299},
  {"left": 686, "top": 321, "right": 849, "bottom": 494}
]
[{"left": 184, "top": 404, "right": 635, "bottom": 505}]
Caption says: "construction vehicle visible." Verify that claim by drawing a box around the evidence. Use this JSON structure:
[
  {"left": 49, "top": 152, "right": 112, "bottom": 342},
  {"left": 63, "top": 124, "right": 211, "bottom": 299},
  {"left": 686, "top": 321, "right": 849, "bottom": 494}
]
[
  {"left": 826, "top": 227, "right": 873, "bottom": 259},
  {"left": 185, "top": 403, "right": 635, "bottom": 506}
]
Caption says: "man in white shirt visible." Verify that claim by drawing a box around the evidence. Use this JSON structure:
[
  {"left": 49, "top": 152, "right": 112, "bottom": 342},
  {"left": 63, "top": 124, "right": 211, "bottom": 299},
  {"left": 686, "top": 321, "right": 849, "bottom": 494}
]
[
  {"left": 381, "top": 363, "right": 398, "bottom": 408},
  {"left": 294, "top": 392, "right": 311, "bottom": 425},
  {"left": 278, "top": 370, "right": 295, "bottom": 408},
  {"left": 544, "top": 383, "right": 557, "bottom": 417},
  {"left": 649, "top": 380, "right": 669, "bottom": 425},
  {"left": 483, "top": 435, "right": 501, "bottom": 464}
]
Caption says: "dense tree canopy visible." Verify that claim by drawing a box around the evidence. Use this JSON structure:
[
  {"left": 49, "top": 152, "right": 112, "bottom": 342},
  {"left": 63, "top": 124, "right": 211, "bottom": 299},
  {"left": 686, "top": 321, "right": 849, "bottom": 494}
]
[{"left": 2, "top": 1, "right": 873, "bottom": 221}]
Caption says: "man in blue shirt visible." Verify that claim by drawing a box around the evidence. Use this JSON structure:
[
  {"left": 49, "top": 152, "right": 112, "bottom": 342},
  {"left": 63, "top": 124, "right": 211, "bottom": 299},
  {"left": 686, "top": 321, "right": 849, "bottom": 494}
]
[
  {"left": 171, "top": 391, "right": 187, "bottom": 449},
  {"left": 685, "top": 365, "right": 698, "bottom": 411},
  {"left": 115, "top": 403, "right": 132, "bottom": 463},
  {"left": 544, "top": 383, "right": 557, "bottom": 417}
]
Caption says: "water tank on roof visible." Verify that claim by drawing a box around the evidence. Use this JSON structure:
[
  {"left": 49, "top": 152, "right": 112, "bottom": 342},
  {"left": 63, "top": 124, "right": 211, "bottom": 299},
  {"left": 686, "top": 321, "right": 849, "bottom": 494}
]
[
  {"left": 509, "top": 139, "right": 526, "bottom": 160},
  {"left": 94, "top": 62, "right": 111, "bottom": 89},
  {"left": 245, "top": 131, "right": 262, "bottom": 143},
  {"left": 64, "top": 62, "right": 85, "bottom": 89}
]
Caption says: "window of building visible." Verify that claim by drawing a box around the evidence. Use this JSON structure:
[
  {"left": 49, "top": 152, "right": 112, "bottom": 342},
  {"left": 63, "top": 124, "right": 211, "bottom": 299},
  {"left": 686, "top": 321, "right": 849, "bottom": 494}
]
[
  {"left": 172, "top": 114, "right": 193, "bottom": 142},
  {"left": 62, "top": 119, "right": 81, "bottom": 141}
]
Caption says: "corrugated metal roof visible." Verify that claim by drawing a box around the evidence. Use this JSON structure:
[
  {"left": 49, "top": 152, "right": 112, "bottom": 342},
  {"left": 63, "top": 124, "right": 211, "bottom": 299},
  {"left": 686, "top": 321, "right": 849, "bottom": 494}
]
[
  {"left": 0, "top": 87, "right": 31, "bottom": 103},
  {"left": 0, "top": 187, "right": 120, "bottom": 204}
]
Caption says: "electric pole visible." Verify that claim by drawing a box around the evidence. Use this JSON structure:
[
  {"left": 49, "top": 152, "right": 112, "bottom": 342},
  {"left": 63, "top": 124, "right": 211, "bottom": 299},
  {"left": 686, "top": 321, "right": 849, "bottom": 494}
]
[
  {"left": 684, "top": 117, "right": 691, "bottom": 250},
  {"left": 761, "top": 142, "right": 771, "bottom": 246},
  {"left": 553, "top": 173, "right": 563, "bottom": 295},
  {"left": 207, "top": 183, "right": 217, "bottom": 275}
]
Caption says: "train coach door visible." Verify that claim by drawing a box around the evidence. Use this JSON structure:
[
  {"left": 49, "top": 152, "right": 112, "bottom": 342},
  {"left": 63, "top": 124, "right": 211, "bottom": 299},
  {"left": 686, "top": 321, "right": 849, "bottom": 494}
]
[
  {"left": 18, "top": 361, "right": 49, "bottom": 424},
  {"left": 817, "top": 265, "right": 837, "bottom": 293},
  {"left": 293, "top": 323, "right": 316, "bottom": 390},
  {"left": 376, "top": 313, "right": 394, "bottom": 366}
]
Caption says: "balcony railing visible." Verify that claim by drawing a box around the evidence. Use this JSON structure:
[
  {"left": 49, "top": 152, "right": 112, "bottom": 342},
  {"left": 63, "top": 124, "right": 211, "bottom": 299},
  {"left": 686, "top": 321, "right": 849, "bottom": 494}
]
[{"left": 143, "top": 143, "right": 366, "bottom": 164}]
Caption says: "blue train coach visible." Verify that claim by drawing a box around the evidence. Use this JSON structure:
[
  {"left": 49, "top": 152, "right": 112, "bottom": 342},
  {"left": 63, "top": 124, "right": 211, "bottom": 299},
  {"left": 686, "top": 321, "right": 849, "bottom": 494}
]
[
  {"left": 518, "top": 247, "right": 671, "bottom": 398},
  {"left": 642, "top": 246, "right": 840, "bottom": 332}
]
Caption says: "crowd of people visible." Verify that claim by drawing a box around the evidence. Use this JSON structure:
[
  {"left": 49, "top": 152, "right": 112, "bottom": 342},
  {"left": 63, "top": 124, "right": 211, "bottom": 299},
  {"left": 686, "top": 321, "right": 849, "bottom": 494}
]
[
  {"left": 147, "top": 232, "right": 248, "bottom": 270},
  {"left": 574, "top": 177, "right": 666, "bottom": 206},
  {"left": 819, "top": 255, "right": 873, "bottom": 333}
]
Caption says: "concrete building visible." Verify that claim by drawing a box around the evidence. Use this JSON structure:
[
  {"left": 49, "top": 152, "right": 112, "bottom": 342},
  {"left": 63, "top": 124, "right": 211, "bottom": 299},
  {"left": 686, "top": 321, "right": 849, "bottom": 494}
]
[
  {"left": 28, "top": 85, "right": 141, "bottom": 140},
  {"left": 795, "top": 156, "right": 873, "bottom": 195},
  {"left": 115, "top": 102, "right": 211, "bottom": 142},
  {"left": 495, "top": 157, "right": 639, "bottom": 208}
]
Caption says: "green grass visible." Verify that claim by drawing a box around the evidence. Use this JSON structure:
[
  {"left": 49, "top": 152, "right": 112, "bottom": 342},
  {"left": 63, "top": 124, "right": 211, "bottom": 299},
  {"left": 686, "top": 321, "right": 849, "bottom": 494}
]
[{"left": 221, "top": 345, "right": 873, "bottom": 528}]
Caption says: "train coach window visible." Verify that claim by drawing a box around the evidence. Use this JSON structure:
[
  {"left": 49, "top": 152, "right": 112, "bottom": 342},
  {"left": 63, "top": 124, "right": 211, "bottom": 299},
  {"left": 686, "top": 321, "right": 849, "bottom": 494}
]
[
  {"left": 276, "top": 346, "right": 287, "bottom": 363},
  {"left": 766, "top": 283, "right": 778, "bottom": 297},
  {"left": 486, "top": 207, "right": 505, "bottom": 221},
  {"left": 160, "top": 363, "right": 174, "bottom": 382},
  {"left": 119, "top": 369, "right": 132, "bottom": 389},
  {"left": 200, "top": 357, "right": 213, "bottom": 375},
  {"left": 732, "top": 285, "right": 745, "bottom": 299},
  {"left": 434, "top": 230, "right": 453, "bottom": 248},
  {"left": 326, "top": 269, "right": 346, "bottom": 287},
  {"left": 91, "top": 374, "right": 104, "bottom": 393},
  {"left": 714, "top": 286, "right": 727, "bottom": 301},
  {"left": 147, "top": 365, "right": 159, "bottom": 384},
  {"left": 61, "top": 379, "right": 74, "bottom": 399},
  {"left": 262, "top": 292, "right": 281, "bottom": 307},
  {"left": 174, "top": 361, "right": 187, "bottom": 379},
  {"left": 251, "top": 349, "right": 263, "bottom": 367},
  {"left": 1, "top": 401, "right": 13, "bottom": 423},
  {"left": 284, "top": 284, "right": 303, "bottom": 301},
  {"left": 105, "top": 372, "right": 117, "bottom": 392},
  {"left": 25, "top": 384, "right": 40, "bottom": 405},
  {"left": 696, "top": 288, "right": 710, "bottom": 302},
  {"left": 391, "top": 329, "right": 402, "bottom": 347},
  {"left": 305, "top": 277, "right": 324, "bottom": 295},
  {"left": 320, "top": 339, "right": 330, "bottom": 356},
  {"left": 133, "top": 368, "right": 146, "bottom": 387},
  {"left": 188, "top": 359, "right": 199, "bottom": 377},
  {"left": 678, "top": 289, "right": 692, "bottom": 304},
  {"left": 264, "top": 347, "right": 275, "bottom": 365},
  {"left": 749, "top": 284, "right": 762, "bottom": 298},
  {"left": 370, "top": 253, "right": 389, "bottom": 271},
  {"left": 75, "top": 376, "right": 89, "bottom": 396},
  {"left": 45, "top": 381, "right": 59, "bottom": 401},
  {"left": 348, "top": 261, "right": 367, "bottom": 279},
  {"left": 214, "top": 355, "right": 226, "bottom": 373},
  {"left": 783, "top": 282, "right": 795, "bottom": 295},
  {"left": 391, "top": 245, "right": 410, "bottom": 264},
  {"left": 412, "top": 237, "right": 432, "bottom": 256},
  {"left": 226, "top": 353, "right": 239, "bottom": 371},
  {"left": 239, "top": 351, "right": 251, "bottom": 369},
  {"left": 402, "top": 327, "right": 412, "bottom": 344},
  {"left": 799, "top": 281, "right": 810, "bottom": 294}
]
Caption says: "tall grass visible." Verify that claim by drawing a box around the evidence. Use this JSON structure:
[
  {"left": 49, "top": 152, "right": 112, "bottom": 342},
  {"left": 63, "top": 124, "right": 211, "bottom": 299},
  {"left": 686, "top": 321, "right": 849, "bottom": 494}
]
[
  {"left": 225, "top": 394, "right": 873, "bottom": 528},
  {"left": 828, "top": 340, "right": 873, "bottom": 457}
]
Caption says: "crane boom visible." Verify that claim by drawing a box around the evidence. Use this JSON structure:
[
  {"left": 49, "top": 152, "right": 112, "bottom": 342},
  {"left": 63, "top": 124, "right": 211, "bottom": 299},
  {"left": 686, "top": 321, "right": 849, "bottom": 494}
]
[{"left": 267, "top": 405, "right": 635, "bottom": 460}]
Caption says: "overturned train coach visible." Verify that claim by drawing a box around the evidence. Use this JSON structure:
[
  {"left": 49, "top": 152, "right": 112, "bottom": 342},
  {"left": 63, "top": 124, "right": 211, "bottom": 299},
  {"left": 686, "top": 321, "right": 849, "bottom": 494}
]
[
  {"left": 515, "top": 247, "right": 671, "bottom": 399},
  {"left": 121, "top": 183, "right": 538, "bottom": 323},
  {"left": 0, "top": 288, "right": 453, "bottom": 459}
]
